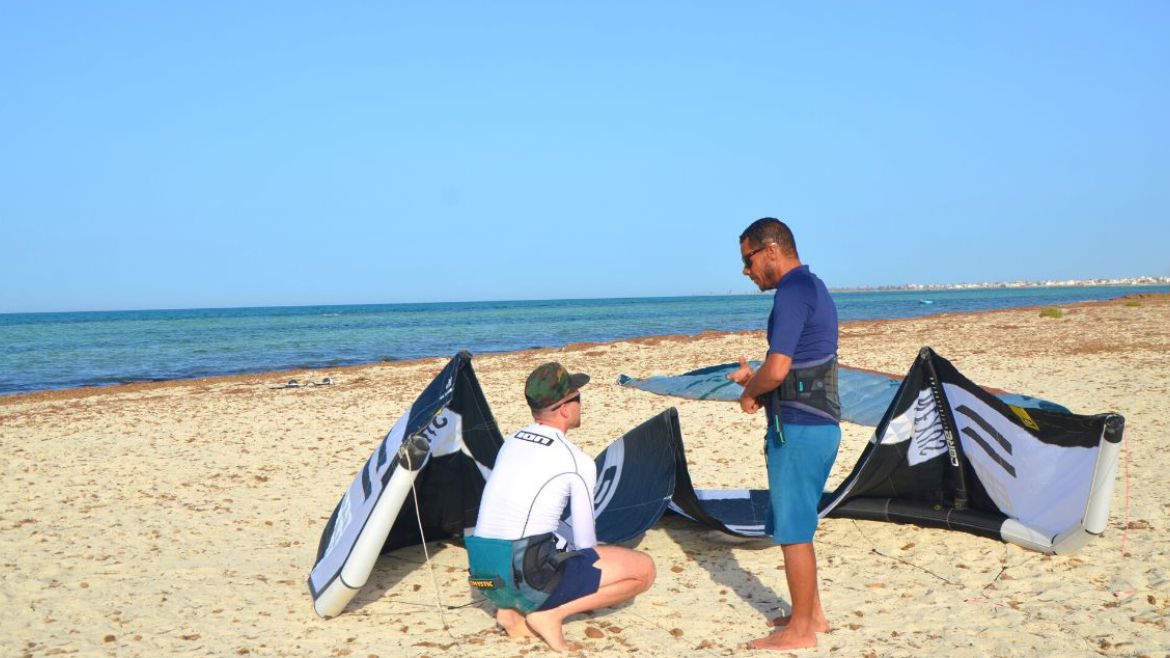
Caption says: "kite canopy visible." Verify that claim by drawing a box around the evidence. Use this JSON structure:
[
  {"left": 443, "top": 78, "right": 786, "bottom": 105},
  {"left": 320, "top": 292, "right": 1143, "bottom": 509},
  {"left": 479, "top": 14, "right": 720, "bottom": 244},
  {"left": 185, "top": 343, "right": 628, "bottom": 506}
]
[
  {"left": 307, "top": 352, "right": 503, "bottom": 618},
  {"left": 617, "top": 358, "right": 1070, "bottom": 425},
  {"left": 821, "top": 347, "right": 1123, "bottom": 554},
  {"left": 308, "top": 349, "right": 1123, "bottom": 618}
]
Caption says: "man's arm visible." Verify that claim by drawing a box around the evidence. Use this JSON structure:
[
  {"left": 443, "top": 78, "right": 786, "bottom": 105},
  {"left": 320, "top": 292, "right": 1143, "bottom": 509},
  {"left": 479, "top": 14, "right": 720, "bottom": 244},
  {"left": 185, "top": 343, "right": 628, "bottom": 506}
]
[
  {"left": 738, "top": 353, "right": 792, "bottom": 413},
  {"left": 566, "top": 473, "right": 597, "bottom": 549}
]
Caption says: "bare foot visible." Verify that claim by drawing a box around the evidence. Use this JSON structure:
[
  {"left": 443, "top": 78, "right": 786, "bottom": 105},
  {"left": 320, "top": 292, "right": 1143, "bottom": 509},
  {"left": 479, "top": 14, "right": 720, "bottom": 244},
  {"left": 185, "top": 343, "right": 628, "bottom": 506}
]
[
  {"left": 769, "top": 614, "right": 830, "bottom": 633},
  {"left": 748, "top": 627, "right": 818, "bottom": 651},
  {"left": 524, "top": 610, "right": 570, "bottom": 652},
  {"left": 496, "top": 608, "right": 535, "bottom": 639}
]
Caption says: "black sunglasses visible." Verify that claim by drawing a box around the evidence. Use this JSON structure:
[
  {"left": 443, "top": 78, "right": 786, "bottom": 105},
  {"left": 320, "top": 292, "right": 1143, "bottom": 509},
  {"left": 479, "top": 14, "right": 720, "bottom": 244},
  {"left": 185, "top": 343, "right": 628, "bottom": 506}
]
[
  {"left": 551, "top": 393, "right": 581, "bottom": 410},
  {"left": 742, "top": 242, "right": 775, "bottom": 268}
]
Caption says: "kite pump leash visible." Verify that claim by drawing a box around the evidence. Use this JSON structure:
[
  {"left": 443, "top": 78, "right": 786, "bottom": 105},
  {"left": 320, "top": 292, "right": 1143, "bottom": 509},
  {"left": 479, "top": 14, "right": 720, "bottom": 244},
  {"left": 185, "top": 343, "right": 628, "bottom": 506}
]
[{"left": 404, "top": 448, "right": 459, "bottom": 642}]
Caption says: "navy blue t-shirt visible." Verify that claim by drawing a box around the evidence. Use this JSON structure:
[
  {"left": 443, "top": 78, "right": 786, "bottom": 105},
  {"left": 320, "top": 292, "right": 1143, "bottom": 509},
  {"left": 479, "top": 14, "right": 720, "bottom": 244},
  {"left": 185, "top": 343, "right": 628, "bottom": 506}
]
[{"left": 766, "top": 265, "right": 839, "bottom": 426}]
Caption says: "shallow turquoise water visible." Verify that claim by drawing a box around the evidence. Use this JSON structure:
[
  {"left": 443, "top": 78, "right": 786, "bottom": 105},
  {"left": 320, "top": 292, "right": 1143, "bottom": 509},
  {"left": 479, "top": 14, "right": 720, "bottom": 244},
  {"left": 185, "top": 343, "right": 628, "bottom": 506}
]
[{"left": 1, "top": 285, "right": 1164, "bottom": 394}]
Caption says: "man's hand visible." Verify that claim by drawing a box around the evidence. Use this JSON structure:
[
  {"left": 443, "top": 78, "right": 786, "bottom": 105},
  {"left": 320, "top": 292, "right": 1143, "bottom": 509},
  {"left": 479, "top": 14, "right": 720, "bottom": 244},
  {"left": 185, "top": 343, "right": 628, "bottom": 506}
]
[
  {"left": 732, "top": 357, "right": 761, "bottom": 413},
  {"left": 727, "top": 357, "right": 754, "bottom": 386},
  {"left": 739, "top": 393, "right": 760, "bottom": 414}
]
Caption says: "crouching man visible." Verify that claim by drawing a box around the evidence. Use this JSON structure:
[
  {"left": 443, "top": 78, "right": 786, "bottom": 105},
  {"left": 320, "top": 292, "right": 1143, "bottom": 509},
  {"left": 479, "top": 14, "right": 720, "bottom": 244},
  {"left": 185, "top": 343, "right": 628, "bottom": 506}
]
[{"left": 466, "top": 362, "right": 656, "bottom": 652}]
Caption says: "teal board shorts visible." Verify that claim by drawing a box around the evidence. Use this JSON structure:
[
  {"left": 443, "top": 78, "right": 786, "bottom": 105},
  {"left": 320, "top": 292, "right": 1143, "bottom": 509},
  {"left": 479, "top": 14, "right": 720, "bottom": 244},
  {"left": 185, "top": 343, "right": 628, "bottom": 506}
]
[{"left": 765, "top": 423, "right": 841, "bottom": 544}]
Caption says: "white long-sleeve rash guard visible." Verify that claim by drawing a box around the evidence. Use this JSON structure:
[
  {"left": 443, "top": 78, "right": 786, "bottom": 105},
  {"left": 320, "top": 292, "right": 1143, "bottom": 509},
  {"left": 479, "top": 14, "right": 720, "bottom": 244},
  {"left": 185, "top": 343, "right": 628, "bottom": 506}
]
[{"left": 473, "top": 422, "right": 598, "bottom": 550}]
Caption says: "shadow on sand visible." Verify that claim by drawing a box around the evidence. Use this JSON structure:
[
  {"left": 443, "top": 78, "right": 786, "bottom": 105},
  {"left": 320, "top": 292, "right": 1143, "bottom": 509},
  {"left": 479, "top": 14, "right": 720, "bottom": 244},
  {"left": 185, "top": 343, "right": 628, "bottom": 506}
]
[{"left": 658, "top": 515, "right": 790, "bottom": 622}]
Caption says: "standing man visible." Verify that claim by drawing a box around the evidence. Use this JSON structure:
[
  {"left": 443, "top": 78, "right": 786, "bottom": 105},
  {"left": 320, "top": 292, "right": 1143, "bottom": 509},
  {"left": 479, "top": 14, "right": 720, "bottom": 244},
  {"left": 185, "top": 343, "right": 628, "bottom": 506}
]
[
  {"left": 467, "top": 362, "right": 656, "bottom": 652},
  {"left": 729, "top": 218, "right": 841, "bottom": 651}
]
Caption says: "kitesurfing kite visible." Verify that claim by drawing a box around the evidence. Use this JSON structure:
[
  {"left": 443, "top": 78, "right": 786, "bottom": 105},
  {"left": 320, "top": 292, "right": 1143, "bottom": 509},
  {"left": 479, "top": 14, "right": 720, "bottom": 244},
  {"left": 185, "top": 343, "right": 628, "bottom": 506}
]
[
  {"left": 616, "top": 359, "right": 1072, "bottom": 426},
  {"left": 308, "top": 349, "right": 1123, "bottom": 618}
]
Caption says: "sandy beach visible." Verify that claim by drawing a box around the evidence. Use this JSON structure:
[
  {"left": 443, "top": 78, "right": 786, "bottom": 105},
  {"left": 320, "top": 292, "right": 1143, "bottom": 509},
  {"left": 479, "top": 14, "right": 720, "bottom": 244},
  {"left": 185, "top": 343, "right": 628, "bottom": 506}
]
[{"left": 2, "top": 294, "right": 1168, "bottom": 658}]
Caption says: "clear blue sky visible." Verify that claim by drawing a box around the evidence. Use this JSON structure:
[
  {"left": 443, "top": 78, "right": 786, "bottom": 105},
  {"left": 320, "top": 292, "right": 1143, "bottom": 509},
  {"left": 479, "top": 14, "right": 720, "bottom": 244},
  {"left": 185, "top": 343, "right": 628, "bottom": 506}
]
[{"left": 3, "top": 2, "right": 1168, "bottom": 312}]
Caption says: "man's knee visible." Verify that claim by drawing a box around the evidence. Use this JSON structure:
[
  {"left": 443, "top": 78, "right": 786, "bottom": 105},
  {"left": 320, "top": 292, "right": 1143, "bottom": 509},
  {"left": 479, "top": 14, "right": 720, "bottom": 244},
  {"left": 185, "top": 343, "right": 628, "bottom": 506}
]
[
  {"left": 633, "top": 550, "right": 656, "bottom": 592},
  {"left": 643, "top": 552, "right": 657, "bottom": 583},
  {"left": 596, "top": 546, "right": 656, "bottom": 591}
]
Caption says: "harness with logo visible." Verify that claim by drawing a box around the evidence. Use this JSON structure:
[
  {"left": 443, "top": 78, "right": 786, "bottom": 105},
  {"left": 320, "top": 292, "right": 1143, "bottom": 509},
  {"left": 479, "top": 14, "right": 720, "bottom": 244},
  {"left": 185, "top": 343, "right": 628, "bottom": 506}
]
[
  {"left": 465, "top": 533, "right": 579, "bottom": 613},
  {"left": 767, "top": 354, "right": 841, "bottom": 444}
]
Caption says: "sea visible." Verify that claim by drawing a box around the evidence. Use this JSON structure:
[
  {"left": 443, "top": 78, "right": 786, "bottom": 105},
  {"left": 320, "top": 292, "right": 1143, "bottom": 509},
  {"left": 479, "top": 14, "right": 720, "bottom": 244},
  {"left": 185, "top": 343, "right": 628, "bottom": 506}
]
[{"left": 1, "top": 285, "right": 1165, "bottom": 396}]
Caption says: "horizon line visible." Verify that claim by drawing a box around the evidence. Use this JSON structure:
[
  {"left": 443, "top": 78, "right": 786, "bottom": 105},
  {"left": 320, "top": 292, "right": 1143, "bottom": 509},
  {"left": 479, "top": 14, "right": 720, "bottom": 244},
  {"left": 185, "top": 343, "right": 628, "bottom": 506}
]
[{"left": 3, "top": 277, "right": 1169, "bottom": 316}]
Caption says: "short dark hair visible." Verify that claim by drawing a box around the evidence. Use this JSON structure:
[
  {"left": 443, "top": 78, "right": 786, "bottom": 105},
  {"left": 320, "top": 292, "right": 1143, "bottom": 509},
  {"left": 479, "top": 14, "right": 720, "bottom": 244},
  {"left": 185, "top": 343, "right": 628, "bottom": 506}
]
[{"left": 739, "top": 217, "right": 798, "bottom": 258}]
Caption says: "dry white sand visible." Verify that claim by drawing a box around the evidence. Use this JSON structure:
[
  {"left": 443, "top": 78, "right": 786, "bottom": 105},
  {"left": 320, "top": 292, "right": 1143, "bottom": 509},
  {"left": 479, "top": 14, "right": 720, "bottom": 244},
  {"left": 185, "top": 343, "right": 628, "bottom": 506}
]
[{"left": 2, "top": 294, "right": 1168, "bottom": 657}]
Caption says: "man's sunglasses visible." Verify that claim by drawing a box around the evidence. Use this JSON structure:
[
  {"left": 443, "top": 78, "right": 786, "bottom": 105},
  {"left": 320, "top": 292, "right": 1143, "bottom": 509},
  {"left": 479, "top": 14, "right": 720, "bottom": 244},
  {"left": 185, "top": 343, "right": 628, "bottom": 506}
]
[
  {"left": 742, "top": 242, "right": 775, "bottom": 268},
  {"left": 551, "top": 393, "right": 581, "bottom": 410}
]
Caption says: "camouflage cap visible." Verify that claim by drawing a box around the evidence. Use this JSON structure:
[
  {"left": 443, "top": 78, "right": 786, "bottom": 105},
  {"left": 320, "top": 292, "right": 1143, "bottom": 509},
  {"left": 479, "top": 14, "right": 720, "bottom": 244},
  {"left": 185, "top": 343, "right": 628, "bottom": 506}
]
[{"left": 525, "top": 362, "right": 590, "bottom": 410}]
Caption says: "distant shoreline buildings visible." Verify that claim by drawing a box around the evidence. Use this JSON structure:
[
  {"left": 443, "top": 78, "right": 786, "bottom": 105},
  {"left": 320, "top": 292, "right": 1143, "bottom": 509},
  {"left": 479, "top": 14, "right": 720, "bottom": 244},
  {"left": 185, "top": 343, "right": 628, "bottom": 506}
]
[{"left": 832, "top": 276, "right": 1170, "bottom": 293}]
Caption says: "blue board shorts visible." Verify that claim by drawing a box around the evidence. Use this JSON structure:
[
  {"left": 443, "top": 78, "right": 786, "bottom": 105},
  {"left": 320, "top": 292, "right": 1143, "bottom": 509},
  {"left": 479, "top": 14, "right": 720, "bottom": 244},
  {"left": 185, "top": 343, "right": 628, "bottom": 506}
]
[
  {"left": 538, "top": 548, "right": 602, "bottom": 610},
  {"left": 765, "top": 423, "right": 841, "bottom": 544}
]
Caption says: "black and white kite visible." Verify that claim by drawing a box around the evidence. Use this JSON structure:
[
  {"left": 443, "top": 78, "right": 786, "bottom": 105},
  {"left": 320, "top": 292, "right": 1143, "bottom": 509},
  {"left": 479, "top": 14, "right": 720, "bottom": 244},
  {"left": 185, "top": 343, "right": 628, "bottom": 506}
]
[
  {"left": 307, "top": 353, "right": 503, "bottom": 618},
  {"left": 308, "top": 349, "right": 1123, "bottom": 617},
  {"left": 821, "top": 347, "right": 1124, "bottom": 553}
]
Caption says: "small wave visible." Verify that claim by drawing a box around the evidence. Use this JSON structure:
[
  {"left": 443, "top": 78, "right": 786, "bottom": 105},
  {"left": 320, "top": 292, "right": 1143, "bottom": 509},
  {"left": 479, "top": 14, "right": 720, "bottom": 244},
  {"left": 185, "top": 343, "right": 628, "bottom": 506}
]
[{"left": 115, "top": 376, "right": 172, "bottom": 384}]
